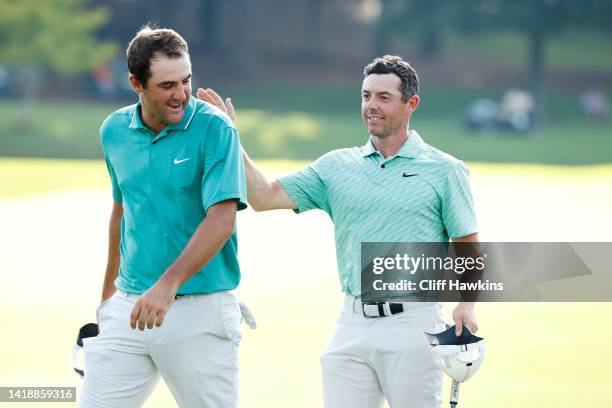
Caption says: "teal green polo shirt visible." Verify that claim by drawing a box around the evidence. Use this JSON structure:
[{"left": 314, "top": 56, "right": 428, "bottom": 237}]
[
  {"left": 100, "top": 96, "right": 247, "bottom": 295},
  {"left": 278, "top": 130, "right": 478, "bottom": 298}
]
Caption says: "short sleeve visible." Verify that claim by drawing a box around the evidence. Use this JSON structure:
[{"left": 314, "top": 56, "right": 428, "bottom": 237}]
[
  {"left": 100, "top": 118, "right": 122, "bottom": 204},
  {"left": 104, "top": 156, "right": 123, "bottom": 204},
  {"left": 201, "top": 119, "right": 248, "bottom": 212},
  {"left": 440, "top": 161, "right": 478, "bottom": 238},
  {"left": 278, "top": 156, "right": 331, "bottom": 215}
]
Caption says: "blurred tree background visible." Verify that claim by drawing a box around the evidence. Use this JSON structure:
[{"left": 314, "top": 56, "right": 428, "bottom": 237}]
[
  {"left": 375, "top": 0, "right": 612, "bottom": 116},
  {"left": 0, "top": 0, "right": 611, "bottom": 163},
  {"left": 0, "top": 0, "right": 116, "bottom": 126}
]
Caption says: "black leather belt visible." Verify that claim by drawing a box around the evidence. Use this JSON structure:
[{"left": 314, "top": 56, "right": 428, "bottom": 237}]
[{"left": 362, "top": 301, "right": 405, "bottom": 318}]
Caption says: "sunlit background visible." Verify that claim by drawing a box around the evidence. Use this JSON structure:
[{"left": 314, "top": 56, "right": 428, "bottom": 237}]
[{"left": 1, "top": 0, "right": 611, "bottom": 407}]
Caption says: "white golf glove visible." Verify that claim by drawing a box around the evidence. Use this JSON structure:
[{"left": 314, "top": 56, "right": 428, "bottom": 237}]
[{"left": 239, "top": 302, "right": 257, "bottom": 329}]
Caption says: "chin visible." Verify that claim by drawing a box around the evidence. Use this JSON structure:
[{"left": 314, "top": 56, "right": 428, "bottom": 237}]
[
  {"left": 369, "top": 128, "right": 387, "bottom": 138},
  {"left": 166, "top": 112, "right": 185, "bottom": 124}
]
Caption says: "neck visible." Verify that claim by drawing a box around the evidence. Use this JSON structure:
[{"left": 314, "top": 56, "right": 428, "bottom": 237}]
[
  {"left": 139, "top": 103, "right": 166, "bottom": 135},
  {"left": 372, "top": 125, "right": 411, "bottom": 158}
]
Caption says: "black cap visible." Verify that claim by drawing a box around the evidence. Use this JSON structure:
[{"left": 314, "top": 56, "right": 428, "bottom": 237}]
[
  {"left": 424, "top": 325, "right": 484, "bottom": 346},
  {"left": 77, "top": 323, "right": 99, "bottom": 347}
]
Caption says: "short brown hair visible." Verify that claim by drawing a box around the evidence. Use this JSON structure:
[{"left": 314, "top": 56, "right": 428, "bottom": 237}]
[
  {"left": 126, "top": 26, "right": 189, "bottom": 87},
  {"left": 363, "top": 55, "right": 419, "bottom": 102}
]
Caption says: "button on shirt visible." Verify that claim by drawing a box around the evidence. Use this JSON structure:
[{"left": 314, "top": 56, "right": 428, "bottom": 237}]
[
  {"left": 100, "top": 96, "right": 247, "bottom": 295},
  {"left": 278, "top": 131, "right": 478, "bottom": 298}
]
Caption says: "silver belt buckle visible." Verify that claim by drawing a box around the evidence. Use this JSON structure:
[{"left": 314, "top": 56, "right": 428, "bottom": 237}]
[{"left": 362, "top": 302, "right": 384, "bottom": 318}]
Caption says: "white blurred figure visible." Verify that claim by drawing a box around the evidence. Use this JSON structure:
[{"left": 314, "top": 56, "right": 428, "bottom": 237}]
[
  {"left": 498, "top": 89, "right": 536, "bottom": 132},
  {"left": 465, "top": 98, "right": 498, "bottom": 134},
  {"left": 579, "top": 89, "right": 609, "bottom": 122}
]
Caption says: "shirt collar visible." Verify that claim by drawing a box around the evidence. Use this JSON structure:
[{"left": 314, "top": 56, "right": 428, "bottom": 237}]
[
  {"left": 128, "top": 104, "right": 146, "bottom": 130},
  {"left": 360, "top": 138, "right": 378, "bottom": 157},
  {"left": 129, "top": 96, "right": 197, "bottom": 132},
  {"left": 360, "top": 130, "right": 425, "bottom": 159}
]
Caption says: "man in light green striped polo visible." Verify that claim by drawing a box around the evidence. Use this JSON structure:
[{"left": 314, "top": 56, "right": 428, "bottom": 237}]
[{"left": 199, "top": 55, "right": 479, "bottom": 408}]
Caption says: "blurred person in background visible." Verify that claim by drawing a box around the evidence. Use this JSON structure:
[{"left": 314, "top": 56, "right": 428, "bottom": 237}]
[{"left": 580, "top": 89, "right": 609, "bottom": 122}]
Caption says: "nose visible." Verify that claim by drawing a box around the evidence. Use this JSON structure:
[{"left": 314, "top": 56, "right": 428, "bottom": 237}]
[
  {"left": 364, "top": 98, "right": 379, "bottom": 112},
  {"left": 173, "top": 86, "right": 188, "bottom": 103}
]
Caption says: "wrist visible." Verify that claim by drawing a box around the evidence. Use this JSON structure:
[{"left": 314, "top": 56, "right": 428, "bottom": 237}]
[{"left": 158, "top": 271, "right": 181, "bottom": 292}]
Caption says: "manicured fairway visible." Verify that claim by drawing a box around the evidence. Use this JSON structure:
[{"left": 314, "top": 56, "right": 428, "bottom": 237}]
[{"left": 0, "top": 159, "right": 610, "bottom": 407}]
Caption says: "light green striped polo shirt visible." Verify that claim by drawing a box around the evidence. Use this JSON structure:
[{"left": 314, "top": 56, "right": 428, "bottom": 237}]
[{"left": 278, "top": 130, "right": 478, "bottom": 298}]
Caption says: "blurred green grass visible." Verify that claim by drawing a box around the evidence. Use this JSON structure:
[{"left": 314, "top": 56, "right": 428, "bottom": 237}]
[
  {"left": 0, "top": 158, "right": 108, "bottom": 198},
  {"left": 1, "top": 84, "right": 611, "bottom": 164},
  {"left": 3, "top": 157, "right": 611, "bottom": 200}
]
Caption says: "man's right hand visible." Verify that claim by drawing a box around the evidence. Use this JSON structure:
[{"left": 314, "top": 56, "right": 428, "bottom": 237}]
[
  {"left": 130, "top": 278, "right": 178, "bottom": 330},
  {"left": 197, "top": 88, "right": 236, "bottom": 125}
]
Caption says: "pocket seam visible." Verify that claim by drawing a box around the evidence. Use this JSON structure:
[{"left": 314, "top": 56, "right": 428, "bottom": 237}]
[
  {"left": 220, "top": 301, "right": 242, "bottom": 343},
  {"left": 95, "top": 294, "right": 115, "bottom": 323}
]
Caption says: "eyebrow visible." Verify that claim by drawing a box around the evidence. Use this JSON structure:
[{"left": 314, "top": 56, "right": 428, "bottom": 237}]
[
  {"left": 157, "top": 74, "right": 192, "bottom": 87},
  {"left": 361, "top": 90, "right": 393, "bottom": 96}
]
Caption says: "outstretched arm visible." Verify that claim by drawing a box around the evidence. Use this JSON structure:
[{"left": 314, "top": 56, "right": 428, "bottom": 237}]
[{"left": 197, "top": 88, "right": 296, "bottom": 212}]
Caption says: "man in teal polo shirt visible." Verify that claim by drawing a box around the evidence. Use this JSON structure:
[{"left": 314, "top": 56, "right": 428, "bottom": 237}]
[
  {"left": 80, "top": 27, "right": 247, "bottom": 408},
  {"left": 199, "top": 55, "right": 479, "bottom": 407}
]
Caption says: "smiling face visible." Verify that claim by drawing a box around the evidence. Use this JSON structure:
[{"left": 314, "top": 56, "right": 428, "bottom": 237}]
[
  {"left": 129, "top": 53, "right": 192, "bottom": 134},
  {"left": 361, "top": 73, "right": 419, "bottom": 139}
]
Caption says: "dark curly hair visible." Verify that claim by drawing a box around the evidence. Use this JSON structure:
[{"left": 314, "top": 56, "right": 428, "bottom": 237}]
[
  {"left": 126, "top": 25, "right": 189, "bottom": 88},
  {"left": 363, "top": 55, "right": 419, "bottom": 102}
]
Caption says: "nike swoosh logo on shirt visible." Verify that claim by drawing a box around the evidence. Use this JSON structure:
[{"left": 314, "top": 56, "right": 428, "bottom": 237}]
[
  {"left": 174, "top": 158, "right": 191, "bottom": 165},
  {"left": 402, "top": 173, "right": 419, "bottom": 177}
]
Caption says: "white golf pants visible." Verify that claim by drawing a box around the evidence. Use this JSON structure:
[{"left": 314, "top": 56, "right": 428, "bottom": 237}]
[
  {"left": 321, "top": 296, "right": 446, "bottom": 408},
  {"left": 79, "top": 290, "right": 242, "bottom": 408}
]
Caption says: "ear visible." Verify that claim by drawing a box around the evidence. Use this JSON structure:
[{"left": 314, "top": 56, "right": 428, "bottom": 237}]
[
  {"left": 406, "top": 94, "right": 420, "bottom": 112},
  {"left": 128, "top": 74, "right": 145, "bottom": 94}
]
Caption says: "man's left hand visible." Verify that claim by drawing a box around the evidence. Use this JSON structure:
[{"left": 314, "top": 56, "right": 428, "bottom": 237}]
[
  {"left": 130, "top": 279, "right": 177, "bottom": 330},
  {"left": 452, "top": 302, "right": 478, "bottom": 336}
]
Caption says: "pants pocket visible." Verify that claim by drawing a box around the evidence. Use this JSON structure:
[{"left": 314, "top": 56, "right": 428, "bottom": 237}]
[
  {"left": 95, "top": 293, "right": 116, "bottom": 324},
  {"left": 220, "top": 296, "right": 242, "bottom": 343},
  {"left": 393, "top": 312, "right": 445, "bottom": 330}
]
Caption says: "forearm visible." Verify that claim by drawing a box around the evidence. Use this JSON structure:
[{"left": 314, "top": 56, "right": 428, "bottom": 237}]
[
  {"left": 451, "top": 233, "right": 479, "bottom": 332},
  {"left": 158, "top": 201, "right": 237, "bottom": 290},
  {"left": 451, "top": 232, "right": 482, "bottom": 304},
  {"left": 101, "top": 202, "right": 122, "bottom": 302},
  {"left": 243, "top": 149, "right": 274, "bottom": 210},
  {"left": 243, "top": 149, "right": 296, "bottom": 211}
]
